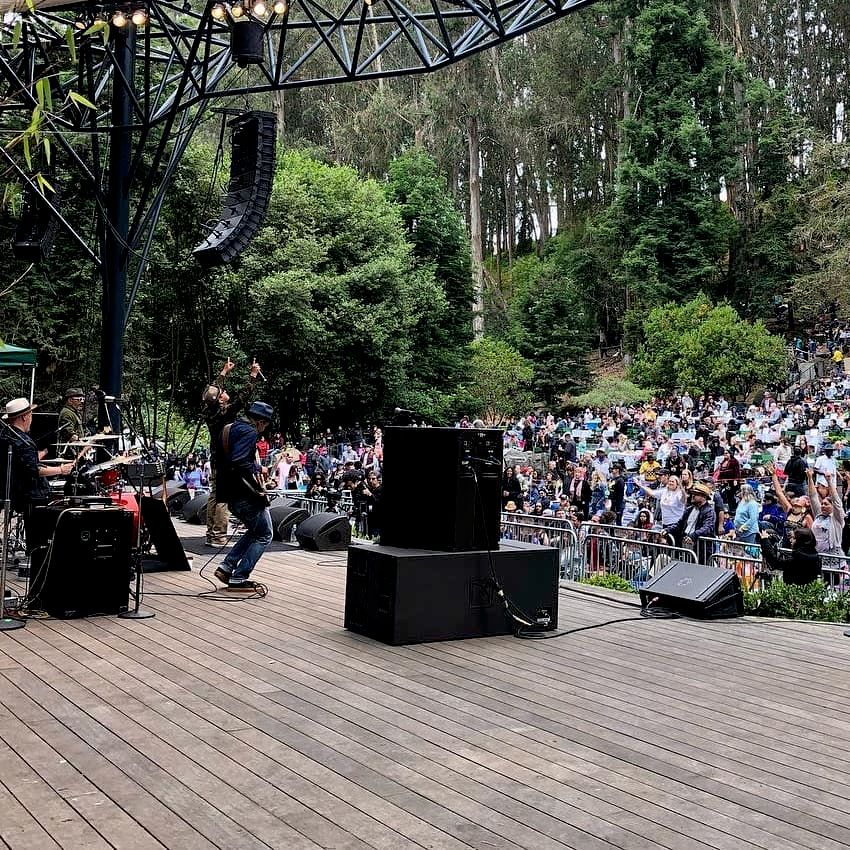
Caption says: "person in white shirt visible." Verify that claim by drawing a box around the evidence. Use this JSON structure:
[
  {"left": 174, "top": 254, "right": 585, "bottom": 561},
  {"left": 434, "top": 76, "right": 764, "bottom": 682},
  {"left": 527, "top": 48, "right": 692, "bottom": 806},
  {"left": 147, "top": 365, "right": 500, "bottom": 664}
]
[
  {"left": 772, "top": 437, "right": 792, "bottom": 466},
  {"left": 813, "top": 444, "right": 837, "bottom": 487}
]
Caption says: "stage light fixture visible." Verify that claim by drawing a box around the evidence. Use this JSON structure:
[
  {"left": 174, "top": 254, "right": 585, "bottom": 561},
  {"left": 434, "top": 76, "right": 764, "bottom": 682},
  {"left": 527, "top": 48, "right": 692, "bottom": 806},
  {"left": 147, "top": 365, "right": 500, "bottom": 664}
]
[
  {"left": 211, "top": 3, "right": 226, "bottom": 18},
  {"left": 231, "top": 4, "right": 244, "bottom": 17},
  {"left": 253, "top": 0, "right": 266, "bottom": 14},
  {"left": 74, "top": 18, "right": 86, "bottom": 28},
  {"left": 272, "top": 0, "right": 285, "bottom": 12},
  {"left": 112, "top": 9, "right": 128, "bottom": 26},
  {"left": 131, "top": 9, "right": 148, "bottom": 25}
]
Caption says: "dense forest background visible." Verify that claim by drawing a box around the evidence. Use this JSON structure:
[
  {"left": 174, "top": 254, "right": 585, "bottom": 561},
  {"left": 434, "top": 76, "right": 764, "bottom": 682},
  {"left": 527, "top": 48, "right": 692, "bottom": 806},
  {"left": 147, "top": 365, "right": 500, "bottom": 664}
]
[{"left": 1, "top": 0, "right": 849, "bottom": 440}]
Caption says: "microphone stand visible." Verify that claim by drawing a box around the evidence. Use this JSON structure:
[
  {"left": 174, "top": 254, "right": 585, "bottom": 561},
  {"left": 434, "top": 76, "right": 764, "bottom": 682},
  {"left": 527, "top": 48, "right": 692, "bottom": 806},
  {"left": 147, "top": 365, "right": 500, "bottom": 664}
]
[
  {"left": 0, "top": 422, "right": 26, "bottom": 631},
  {"left": 119, "top": 462, "right": 155, "bottom": 620}
]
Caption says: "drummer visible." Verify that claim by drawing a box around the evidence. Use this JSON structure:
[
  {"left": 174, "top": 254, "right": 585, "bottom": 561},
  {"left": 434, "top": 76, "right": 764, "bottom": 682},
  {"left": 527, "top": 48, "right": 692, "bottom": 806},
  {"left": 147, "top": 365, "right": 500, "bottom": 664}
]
[{"left": 57, "top": 387, "right": 86, "bottom": 456}]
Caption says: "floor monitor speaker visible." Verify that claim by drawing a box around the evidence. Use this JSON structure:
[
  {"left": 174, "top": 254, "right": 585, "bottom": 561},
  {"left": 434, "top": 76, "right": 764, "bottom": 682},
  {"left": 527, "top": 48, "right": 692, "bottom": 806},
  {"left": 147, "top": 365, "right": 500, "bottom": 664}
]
[
  {"left": 269, "top": 504, "right": 309, "bottom": 541},
  {"left": 639, "top": 561, "right": 743, "bottom": 619},
  {"left": 295, "top": 512, "right": 351, "bottom": 551},
  {"left": 140, "top": 496, "right": 191, "bottom": 571},
  {"left": 345, "top": 540, "right": 559, "bottom": 645},
  {"left": 181, "top": 492, "right": 210, "bottom": 524}
]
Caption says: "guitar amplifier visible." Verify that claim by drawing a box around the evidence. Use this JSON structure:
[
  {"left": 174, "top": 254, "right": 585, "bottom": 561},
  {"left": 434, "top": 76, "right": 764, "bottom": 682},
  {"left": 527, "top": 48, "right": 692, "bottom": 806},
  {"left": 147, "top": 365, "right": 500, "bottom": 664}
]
[{"left": 29, "top": 504, "right": 132, "bottom": 618}]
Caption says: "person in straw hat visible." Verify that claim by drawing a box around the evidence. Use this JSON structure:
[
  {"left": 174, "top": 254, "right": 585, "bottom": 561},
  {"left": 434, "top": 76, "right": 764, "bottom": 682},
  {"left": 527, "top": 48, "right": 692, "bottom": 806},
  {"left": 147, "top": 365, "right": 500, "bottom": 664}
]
[
  {"left": 0, "top": 398, "right": 74, "bottom": 554},
  {"left": 671, "top": 481, "right": 717, "bottom": 550}
]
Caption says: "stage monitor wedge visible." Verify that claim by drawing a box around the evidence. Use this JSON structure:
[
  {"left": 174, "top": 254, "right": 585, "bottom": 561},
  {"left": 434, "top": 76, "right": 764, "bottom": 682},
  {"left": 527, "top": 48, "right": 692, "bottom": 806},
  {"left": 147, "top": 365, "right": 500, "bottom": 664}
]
[{"left": 639, "top": 561, "right": 743, "bottom": 619}]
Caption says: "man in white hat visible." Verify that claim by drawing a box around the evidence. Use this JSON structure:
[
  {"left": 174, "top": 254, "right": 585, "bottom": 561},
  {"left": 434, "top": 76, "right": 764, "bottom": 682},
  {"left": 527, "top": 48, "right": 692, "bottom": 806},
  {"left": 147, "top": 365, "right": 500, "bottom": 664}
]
[{"left": 0, "top": 398, "right": 74, "bottom": 554}]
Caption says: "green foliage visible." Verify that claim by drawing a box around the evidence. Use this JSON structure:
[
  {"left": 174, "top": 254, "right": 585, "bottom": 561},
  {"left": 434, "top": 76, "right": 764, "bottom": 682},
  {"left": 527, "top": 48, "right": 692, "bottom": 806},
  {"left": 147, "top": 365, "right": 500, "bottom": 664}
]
[
  {"left": 790, "top": 140, "right": 850, "bottom": 319},
  {"left": 631, "top": 296, "right": 786, "bottom": 397},
  {"left": 459, "top": 336, "right": 533, "bottom": 424},
  {"left": 384, "top": 148, "right": 472, "bottom": 411},
  {"left": 592, "top": 0, "right": 740, "bottom": 309},
  {"left": 233, "top": 150, "right": 453, "bottom": 435},
  {"left": 744, "top": 580, "right": 850, "bottom": 623},
  {"left": 569, "top": 377, "right": 652, "bottom": 410},
  {"left": 580, "top": 573, "right": 637, "bottom": 593},
  {"left": 507, "top": 238, "right": 592, "bottom": 407}
]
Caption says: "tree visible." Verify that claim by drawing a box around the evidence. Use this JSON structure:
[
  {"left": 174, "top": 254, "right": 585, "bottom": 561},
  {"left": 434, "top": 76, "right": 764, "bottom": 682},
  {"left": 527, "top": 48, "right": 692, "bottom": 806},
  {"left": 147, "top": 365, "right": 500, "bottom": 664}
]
[
  {"left": 594, "top": 0, "right": 740, "bottom": 317},
  {"left": 631, "top": 296, "right": 787, "bottom": 398},
  {"left": 507, "top": 239, "right": 592, "bottom": 407},
  {"left": 384, "top": 149, "right": 473, "bottom": 387},
  {"left": 459, "top": 337, "right": 533, "bottom": 424}
]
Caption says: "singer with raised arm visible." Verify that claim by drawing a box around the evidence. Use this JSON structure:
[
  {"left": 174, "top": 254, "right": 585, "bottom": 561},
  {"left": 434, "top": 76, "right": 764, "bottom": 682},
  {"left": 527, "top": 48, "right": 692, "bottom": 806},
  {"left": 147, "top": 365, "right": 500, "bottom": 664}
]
[
  {"left": 213, "top": 400, "right": 274, "bottom": 591},
  {"left": 201, "top": 357, "right": 261, "bottom": 546}
]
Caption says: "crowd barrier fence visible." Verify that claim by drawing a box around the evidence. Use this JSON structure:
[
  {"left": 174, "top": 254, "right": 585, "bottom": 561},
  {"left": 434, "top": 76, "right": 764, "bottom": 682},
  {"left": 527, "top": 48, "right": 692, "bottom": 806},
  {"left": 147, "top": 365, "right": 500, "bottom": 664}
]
[{"left": 500, "top": 515, "right": 580, "bottom": 580}]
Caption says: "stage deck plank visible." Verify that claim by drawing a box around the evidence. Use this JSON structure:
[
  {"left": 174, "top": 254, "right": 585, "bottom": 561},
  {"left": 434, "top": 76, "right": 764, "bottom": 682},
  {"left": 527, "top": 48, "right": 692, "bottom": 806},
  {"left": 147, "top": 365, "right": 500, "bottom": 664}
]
[{"left": 0, "top": 524, "right": 849, "bottom": 850}]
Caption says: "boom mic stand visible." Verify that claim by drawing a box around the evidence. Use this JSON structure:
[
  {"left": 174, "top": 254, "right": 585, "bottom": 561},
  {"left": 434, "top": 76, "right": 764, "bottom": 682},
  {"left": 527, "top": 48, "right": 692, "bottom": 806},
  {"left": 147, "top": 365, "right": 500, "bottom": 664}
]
[
  {"left": 0, "top": 423, "right": 26, "bottom": 631},
  {"left": 119, "top": 413, "right": 154, "bottom": 620}
]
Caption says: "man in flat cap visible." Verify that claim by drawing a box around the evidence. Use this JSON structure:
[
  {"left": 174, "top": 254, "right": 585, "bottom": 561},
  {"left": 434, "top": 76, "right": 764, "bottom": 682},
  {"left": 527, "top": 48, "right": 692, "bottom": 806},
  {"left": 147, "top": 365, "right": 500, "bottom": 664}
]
[{"left": 57, "top": 387, "right": 86, "bottom": 453}]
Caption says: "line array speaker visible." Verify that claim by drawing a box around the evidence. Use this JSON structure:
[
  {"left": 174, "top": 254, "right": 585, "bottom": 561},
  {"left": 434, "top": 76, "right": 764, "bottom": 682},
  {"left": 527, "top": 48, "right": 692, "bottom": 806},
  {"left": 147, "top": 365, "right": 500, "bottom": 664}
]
[
  {"left": 192, "top": 111, "right": 276, "bottom": 267},
  {"left": 13, "top": 185, "right": 61, "bottom": 263}
]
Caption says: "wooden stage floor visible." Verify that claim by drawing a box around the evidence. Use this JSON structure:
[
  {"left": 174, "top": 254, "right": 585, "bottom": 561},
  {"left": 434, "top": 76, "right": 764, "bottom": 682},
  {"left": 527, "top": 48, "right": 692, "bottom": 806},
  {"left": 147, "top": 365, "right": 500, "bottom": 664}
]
[{"left": 1, "top": 524, "right": 849, "bottom": 850}]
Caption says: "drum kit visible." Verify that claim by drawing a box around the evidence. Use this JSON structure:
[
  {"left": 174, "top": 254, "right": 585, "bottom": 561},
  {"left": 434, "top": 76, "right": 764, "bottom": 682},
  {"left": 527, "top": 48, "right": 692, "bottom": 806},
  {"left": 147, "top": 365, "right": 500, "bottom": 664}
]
[{"left": 46, "top": 433, "right": 148, "bottom": 498}]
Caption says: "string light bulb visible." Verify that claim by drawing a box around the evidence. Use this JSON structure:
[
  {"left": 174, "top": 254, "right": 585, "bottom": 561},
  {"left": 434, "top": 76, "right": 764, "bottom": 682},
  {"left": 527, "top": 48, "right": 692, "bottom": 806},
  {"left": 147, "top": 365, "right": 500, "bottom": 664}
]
[
  {"left": 131, "top": 8, "right": 147, "bottom": 25},
  {"left": 231, "top": 3, "right": 243, "bottom": 16},
  {"left": 252, "top": 0, "right": 266, "bottom": 14},
  {"left": 273, "top": 0, "right": 285, "bottom": 13},
  {"left": 211, "top": 2, "right": 226, "bottom": 17},
  {"left": 112, "top": 9, "right": 128, "bottom": 26}
]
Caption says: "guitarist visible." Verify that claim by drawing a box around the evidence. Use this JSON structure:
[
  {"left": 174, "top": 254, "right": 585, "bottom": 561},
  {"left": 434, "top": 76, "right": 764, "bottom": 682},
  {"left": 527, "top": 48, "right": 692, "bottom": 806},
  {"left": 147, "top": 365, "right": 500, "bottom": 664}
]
[{"left": 213, "top": 401, "right": 274, "bottom": 591}]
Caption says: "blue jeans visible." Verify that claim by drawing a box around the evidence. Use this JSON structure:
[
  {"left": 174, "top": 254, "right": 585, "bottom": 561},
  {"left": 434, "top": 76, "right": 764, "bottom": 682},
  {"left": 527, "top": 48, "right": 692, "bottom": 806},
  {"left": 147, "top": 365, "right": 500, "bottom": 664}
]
[{"left": 222, "top": 497, "right": 272, "bottom": 583}]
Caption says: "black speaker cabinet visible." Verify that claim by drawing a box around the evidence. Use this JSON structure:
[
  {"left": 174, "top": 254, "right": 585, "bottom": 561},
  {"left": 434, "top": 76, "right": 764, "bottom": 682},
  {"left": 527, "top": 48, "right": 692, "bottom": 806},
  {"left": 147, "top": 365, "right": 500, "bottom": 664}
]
[
  {"left": 295, "top": 512, "right": 351, "bottom": 551},
  {"left": 639, "top": 560, "right": 743, "bottom": 619},
  {"left": 345, "top": 540, "right": 559, "bottom": 645},
  {"left": 181, "top": 492, "right": 210, "bottom": 524},
  {"left": 269, "top": 504, "right": 309, "bottom": 541},
  {"left": 30, "top": 505, "right": 132, "bottom": 618},
  {"left": 380, "top": 426, "right": 503, "bottom": 551},
  {"left": 139, "top": 496, "right": 191, "bottom": 571}
]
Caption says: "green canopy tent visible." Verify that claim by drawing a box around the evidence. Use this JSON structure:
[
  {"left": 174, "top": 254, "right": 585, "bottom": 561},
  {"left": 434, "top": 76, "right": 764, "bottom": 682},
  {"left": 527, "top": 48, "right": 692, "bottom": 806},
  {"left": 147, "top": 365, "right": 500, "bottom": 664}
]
[{"left": 0, "top": 343, "right": 37, "bottom": 402}]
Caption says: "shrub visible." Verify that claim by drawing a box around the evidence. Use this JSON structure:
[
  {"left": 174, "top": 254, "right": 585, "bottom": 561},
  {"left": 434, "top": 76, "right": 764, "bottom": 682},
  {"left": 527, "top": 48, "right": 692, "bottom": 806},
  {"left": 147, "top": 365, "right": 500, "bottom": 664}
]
[
  {"left": 580, "top": 573, "right": 637, "bottom": 593},
  {"left": 744, "top": 580, "right": 850, "bottom": 622},
  {"left": 568, "top": 376, "right": 652, "bottom": 410}
]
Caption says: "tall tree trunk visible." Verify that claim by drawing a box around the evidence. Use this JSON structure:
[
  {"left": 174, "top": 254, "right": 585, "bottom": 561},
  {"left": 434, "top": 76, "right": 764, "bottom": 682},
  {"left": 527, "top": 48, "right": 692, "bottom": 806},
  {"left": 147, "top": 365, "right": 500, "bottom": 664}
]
[
  {"left": 273, "top": 89, "right": 285, "bottom": 139},
  {"left": 468, "top": 114, "right": 485, "bottom": 339}
]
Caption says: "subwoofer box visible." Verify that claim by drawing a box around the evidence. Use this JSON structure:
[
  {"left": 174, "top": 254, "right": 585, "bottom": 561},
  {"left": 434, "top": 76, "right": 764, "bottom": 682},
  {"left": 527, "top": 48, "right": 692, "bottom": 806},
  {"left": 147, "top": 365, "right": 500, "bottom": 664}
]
[
  {"left": 639, "top": 560, "right": 743, "bottom": 618},
  {"left": 344, "top": 540, "right": 559, "bottom": 645}
]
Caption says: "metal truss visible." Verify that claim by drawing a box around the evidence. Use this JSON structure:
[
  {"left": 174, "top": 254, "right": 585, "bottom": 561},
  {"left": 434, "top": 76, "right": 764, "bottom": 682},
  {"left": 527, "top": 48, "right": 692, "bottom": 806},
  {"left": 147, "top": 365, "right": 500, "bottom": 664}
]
[
  {"left": 1, "top": 0, "right": 599, "bottom": 128},
  {"left": 0, "top": 0, "right": 599, "bottom": 401}
]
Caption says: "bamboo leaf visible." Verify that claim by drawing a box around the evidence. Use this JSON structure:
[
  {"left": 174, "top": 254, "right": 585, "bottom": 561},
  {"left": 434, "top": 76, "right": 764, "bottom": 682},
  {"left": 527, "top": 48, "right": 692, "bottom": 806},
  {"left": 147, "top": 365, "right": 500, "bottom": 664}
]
[
  {"left": 43, "top": 136, "right": 52, "bottom": 165},
  {"left": 35, "top": 173, "right": 55, "bottom": 195},
  {"left": 69, "top": 90, "right": 96, "bottom": 110},
  {"left": 22, "top": 135, "right": 32, "bottom": 170},
  {"left": 65, "top": 25, "right": 77, "bottom": 63},
  {"left": 12, "top": 19, "right": 22, "bottom": 50}
]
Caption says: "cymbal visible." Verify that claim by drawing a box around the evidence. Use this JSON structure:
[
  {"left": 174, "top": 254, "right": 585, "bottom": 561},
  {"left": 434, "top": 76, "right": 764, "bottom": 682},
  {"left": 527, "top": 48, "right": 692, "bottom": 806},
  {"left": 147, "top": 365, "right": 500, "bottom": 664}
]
[
  {"left": 61, "top": 441, "right": 97, "bottom": 447},
  {"left": 86, "top": 453, "right": 144, "bottom": 474},
  {"left": 82, "top": 434, "right": 119, "bottom": 442}
]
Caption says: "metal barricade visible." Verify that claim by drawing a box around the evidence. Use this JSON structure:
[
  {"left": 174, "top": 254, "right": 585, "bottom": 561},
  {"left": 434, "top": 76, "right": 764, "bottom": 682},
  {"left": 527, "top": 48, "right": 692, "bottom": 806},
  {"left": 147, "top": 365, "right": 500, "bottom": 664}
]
[
  {"left": 709, "top": 552, "right": 764, "bottom": 590},
  {"left": 774, "top": 548, "right": 850, "bottom": 591},
  {"left": 500, "top": 514, "right": 579, "bottom": 580},
  {"left": 696, "top": 536, "right": 761, "bottom": 568},
  {"left": 580, "top": 525, "right": 696, "bottom": 588}
]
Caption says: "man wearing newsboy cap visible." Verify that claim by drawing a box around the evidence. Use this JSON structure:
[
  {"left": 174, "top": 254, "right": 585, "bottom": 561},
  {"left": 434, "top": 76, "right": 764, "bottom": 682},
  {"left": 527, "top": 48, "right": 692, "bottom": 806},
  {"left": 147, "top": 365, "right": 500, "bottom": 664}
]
[
  {"left": 0, "top": 398, "right": 75, "bottom": 555},
  {"left": 212, "top": 400, "right": 274, "bottom": 592}
]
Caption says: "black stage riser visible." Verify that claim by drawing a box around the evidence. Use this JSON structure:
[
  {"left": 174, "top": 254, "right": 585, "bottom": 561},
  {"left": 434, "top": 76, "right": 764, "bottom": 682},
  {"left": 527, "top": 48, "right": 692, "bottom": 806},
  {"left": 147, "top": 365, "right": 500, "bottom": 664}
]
[{"left": 345, "top": 540, "right": 558, "bottom": 645}]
